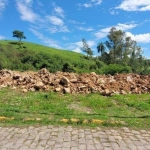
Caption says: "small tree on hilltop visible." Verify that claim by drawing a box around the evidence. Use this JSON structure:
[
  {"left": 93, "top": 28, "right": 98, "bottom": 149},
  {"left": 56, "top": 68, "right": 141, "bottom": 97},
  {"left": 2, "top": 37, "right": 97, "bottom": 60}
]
[{"left": 12, "top": 30, "right": 26, "bottom": 43}]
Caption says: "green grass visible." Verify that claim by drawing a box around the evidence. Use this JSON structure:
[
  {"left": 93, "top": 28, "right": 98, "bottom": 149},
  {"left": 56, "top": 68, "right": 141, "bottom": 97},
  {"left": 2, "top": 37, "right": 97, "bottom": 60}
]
[
  {"left": 0, "top": 40, "right": 97, "bottom": 71},
  {"left": 0, "top": 88, "right": 150, "bottom": 129},
  {"left": 1, "top": 40, "right": 83, "bottom": 61}
]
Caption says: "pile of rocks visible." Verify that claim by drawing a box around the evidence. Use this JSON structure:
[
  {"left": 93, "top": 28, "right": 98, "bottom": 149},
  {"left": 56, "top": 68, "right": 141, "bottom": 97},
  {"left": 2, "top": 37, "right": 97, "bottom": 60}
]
[{"left": 0, "top": 68, "right": 150, "bottom": 95}]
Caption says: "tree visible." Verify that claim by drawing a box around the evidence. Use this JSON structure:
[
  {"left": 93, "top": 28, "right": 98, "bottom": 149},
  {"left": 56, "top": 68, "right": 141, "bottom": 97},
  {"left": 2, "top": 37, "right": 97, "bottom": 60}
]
[
  {"left": 12, "top": 30, "right": 26, "bottom": 43},
  {"left": 97, "top": 42, "right": 105, "bottom": 55},
  {"left": 81, "top": 39, "right": 93, "bottom": 58},
  {"left": 106, "top": 27, "right": 125, "bottom": 63},
  {"left": 86, "top": 47, "right": 93, "bottom": 57},
  {"left": 106, "top": 27, "right": 142, "bottom": 66},
  {"left": 122, "top": 36, "right": 133, "bottom": 65},
  {"left": 129, "top": 41, "right": 143, "bottom": 73},
  {"left": 100, "top": 52, "right": 110, "bottom": 64}
]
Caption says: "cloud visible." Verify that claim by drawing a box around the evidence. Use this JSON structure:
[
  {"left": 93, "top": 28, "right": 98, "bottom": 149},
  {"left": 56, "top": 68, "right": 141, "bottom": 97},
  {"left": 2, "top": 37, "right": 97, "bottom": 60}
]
[
  {"left": 48, "top": 26, "right": 57, "bottom": 33},
  {"left": 59, "top": 25, "right": 69, "bottom": 33},
  {"left": 91, "top": 0, "right": 102, "bottom": 5},
  {"left": 126, "top": 32, "right": 150, "bottom": 43},
  {"left": 69, "top": 20, "right": 85, "bottom": 25},
  {"left": 109, "top": 9, "right": 119, "bottom": 15},
  {"left": 47, "top": 25, "right": 69, "bottom": 33},
  {"left": 94, "top": 23, "right": 138, "bottom": 39},
  {"left": 44, "top": 4, "right": 69, "bottom": 33},
  {"left": 0, "top": 0, "right": 7, "bottom": 15},
  {"left": 16, "top": 1, "right": 69, "bottom": 37},
  {"left": 16, "top": 1, "right": 69, "bottom": 33},
  {"left": 46, "top": 15, "right": 64, "bottom": 26},
  {"left": 78, "top": 0, "right": 102, "bottom": 8},
  {"left": 45, "top": 15, "right": 69, "bottom": 33},
  {"left": 15, "top": 1, "right": 69, "bottom": 47},
  {"left": 0, "top": 35, "right": 5, "bottom": 40},
  {"left": 95, "top": 22, "right": 150, "bottom": 43},
  {"left": 0, "top": 0, "right": 6, "bottom": 9},
  {"left": 53, "top": 5, "right": 65, "bottom": 18},
  {"left": 94, "top": 32, "right": 107, "bottom": 39},
  {"left": 16, "top": 1, "right": 39, "bottom": 23},
  {"left": 48, "top": 26, "right": 69, "bottom": 33},
  {"left": 87, "top": 40, "right": 96, "bottom": 47},
  {"left": 83, "top": 3, "right": 92, "bottom": 8},
  {"left": 29, "top": 28, "right": 61, "bottom": 48},
  {"left": 77, "top": 26, "right": 94, "bottom": 31},
  {"left": 115, "top": 23, "right": 138, "bottom": 31},
  {"left": 116, "top": 0, "right": 150, "bottom": 11}
]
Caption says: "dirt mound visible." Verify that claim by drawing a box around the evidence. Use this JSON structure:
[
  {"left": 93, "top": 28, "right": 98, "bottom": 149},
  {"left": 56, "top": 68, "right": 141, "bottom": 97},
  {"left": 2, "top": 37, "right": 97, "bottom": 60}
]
[{"left": 0, "top": 68, "right": 150, "bottom": 95}]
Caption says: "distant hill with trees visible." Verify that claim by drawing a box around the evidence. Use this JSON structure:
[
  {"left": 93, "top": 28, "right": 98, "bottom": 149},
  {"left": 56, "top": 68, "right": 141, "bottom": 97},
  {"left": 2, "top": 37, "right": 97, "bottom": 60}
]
[{"left": 0, "top": 28, "right": 150, "bottom": 75}]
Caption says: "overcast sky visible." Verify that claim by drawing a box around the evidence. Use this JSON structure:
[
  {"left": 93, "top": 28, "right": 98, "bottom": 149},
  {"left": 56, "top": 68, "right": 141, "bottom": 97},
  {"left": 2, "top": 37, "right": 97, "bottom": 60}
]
[{"left": 0, "top": 0, "right": 150, "bottom": 57}]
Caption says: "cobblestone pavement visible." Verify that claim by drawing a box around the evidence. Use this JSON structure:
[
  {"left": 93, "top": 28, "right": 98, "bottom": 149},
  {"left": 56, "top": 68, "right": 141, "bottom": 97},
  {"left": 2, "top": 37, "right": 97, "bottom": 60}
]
[{"left": 0, "top": 126, "right": 150, "bottom": 150}]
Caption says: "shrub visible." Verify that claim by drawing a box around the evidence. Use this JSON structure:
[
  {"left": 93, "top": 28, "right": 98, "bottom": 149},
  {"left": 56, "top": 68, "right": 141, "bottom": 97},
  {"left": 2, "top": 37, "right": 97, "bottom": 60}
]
[
  {"left": 62, "top": 63, "right": 75, "bottom": 72},
  {"left": 102, "top": 64, "right": 131, "bottom": 75}
]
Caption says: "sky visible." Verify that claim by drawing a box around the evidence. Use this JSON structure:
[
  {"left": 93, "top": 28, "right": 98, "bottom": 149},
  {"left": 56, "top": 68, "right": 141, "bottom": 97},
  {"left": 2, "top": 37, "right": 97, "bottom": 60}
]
[{"left": 0, "top": 0, "right": 150, "bottom": 57}]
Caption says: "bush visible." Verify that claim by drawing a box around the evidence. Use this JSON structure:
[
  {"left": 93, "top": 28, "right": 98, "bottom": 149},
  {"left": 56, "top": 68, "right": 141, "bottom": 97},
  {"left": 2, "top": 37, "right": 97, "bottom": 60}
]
[
  {"left": 62, "top": 63, "right": 75, "bottom": 72},
  {"left": 102, "top": 64, "right": 131, "bottom": 75}
]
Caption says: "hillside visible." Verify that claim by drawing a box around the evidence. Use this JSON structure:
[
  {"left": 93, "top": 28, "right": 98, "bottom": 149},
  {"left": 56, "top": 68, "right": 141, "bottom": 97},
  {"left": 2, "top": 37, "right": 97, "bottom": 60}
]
[
  {"left": 0, "top": 40, "right": 87, "bottom": 62},
  {"left": 0, "top": 40, "right": 104, "bottom": 74},
  {"left": 0, "top": 40, "right": 149, "bottom": 75}
]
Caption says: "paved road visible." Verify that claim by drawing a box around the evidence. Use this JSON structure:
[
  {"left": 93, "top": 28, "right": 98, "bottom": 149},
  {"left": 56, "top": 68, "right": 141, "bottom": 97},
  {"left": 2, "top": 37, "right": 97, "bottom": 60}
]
[{"left": 0, "top": 126, "right": 150, "bottom": 150}]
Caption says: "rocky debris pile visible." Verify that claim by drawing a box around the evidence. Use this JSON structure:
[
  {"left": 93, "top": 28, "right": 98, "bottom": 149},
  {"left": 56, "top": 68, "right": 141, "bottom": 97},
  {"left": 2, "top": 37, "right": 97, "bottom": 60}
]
[{"left": 0, "top": 68, "right": 150, "bottom": 95}]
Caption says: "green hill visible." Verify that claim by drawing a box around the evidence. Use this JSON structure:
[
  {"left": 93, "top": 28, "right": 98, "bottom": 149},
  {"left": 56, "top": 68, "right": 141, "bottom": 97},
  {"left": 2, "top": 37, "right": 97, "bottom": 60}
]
[{"left": 0, "top": 40, "right": 105, "bottom": 73}]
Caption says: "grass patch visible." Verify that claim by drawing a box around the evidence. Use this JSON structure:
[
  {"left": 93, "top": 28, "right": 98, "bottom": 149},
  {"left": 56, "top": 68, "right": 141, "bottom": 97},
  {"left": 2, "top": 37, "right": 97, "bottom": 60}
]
[{"left": 0, "top": 88, "right": 150, "bottom": 129}]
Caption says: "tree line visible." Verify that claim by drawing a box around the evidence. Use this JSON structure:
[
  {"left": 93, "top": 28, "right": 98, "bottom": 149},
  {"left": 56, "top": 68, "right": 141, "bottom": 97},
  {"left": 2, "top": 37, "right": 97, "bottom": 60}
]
[{"left": 81, "top": 27, "right": 149, "bottom": 74}]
